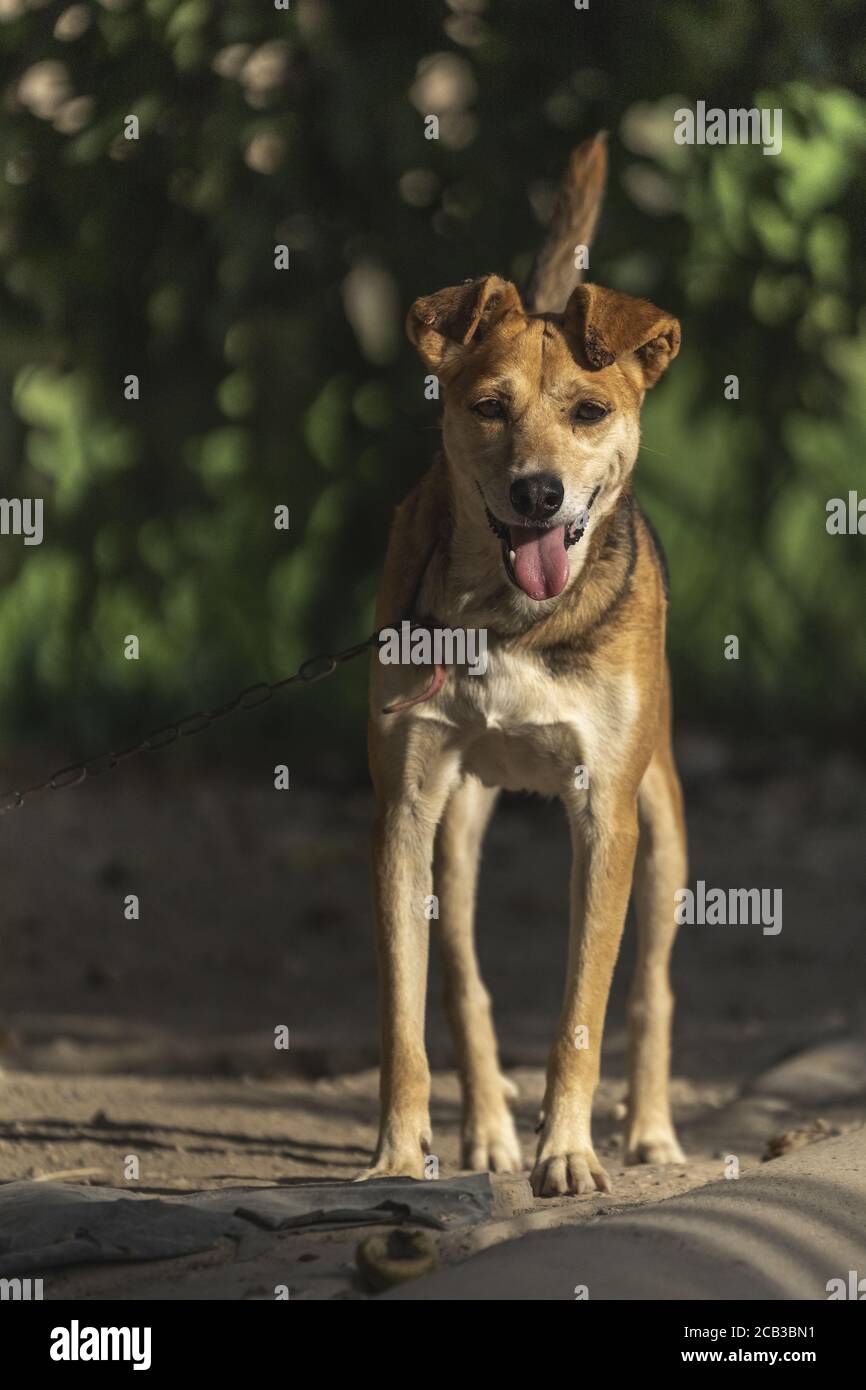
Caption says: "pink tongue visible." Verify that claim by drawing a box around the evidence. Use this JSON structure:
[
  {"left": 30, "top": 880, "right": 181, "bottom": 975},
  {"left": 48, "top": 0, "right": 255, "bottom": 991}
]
[{"left": 509, "top": 524, "right": 569, "bottom": 600}]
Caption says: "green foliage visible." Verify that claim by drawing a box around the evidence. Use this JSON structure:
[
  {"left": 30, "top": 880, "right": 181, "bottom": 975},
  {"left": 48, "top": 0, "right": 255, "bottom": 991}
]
[{"left": 0, "top": 0, "right": 863, "bottom": 764}]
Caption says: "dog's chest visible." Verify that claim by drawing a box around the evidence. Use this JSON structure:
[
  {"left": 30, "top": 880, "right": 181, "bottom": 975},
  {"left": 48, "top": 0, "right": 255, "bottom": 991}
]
[{"left": 417, "top": 645, "right": 637, "bottom": 795}]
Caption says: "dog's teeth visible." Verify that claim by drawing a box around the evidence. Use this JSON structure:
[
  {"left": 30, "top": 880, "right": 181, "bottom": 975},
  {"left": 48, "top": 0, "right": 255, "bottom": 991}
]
[{"left": 508, "top": 549, "right": 516, "bottom": 563}]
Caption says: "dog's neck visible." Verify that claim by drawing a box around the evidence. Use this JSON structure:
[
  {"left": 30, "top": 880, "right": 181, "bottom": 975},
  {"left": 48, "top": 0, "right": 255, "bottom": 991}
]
[{"left": 413, "top": 452, "right": 638, "bottom": 649}]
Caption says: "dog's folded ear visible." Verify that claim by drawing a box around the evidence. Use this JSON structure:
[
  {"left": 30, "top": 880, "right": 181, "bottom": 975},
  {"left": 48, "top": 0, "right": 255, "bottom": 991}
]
[
  {"left": 406, "top": 275, "right": 522, "bottom": 375},
  {"left": 563, "top": 283, "right": 681, "bottom": 388}
]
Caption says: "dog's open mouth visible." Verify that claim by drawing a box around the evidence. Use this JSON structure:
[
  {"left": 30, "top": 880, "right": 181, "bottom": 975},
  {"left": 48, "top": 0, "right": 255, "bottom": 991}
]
[{"left": 480, "top": 486, "right": 600, "bottom": 602}]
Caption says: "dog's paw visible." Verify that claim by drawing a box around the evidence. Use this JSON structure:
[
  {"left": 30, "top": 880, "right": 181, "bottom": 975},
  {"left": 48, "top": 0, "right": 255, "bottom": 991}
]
[
  {"left": 462, "top": 1107, "right": 522, "bottom": 1174},
  {"left": 530, "top": 1148, "right": 611, "bottom": 1198},
  {"left": 625, "top": 1132, "right": 685, "bottom": 1167},
  {"left": 355, "top": 1159, "right": 426, "bottom": 1182},
  {"left": 355, "top": 1127, "right": 432, "bottom": 1183}
]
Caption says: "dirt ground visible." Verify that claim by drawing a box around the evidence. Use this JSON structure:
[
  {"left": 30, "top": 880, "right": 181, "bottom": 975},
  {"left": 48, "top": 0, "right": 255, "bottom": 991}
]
[{"left": 0, "top": 729, "right": 864, "bottom": 1297}]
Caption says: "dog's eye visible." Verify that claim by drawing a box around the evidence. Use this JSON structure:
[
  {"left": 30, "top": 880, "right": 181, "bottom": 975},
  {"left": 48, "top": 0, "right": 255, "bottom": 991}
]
[
  {"left": 472, "top": 398, "right": 506, "bottom": 421},
  {"left": 572, "top": 400, "right": 610, "bottom": 423}
]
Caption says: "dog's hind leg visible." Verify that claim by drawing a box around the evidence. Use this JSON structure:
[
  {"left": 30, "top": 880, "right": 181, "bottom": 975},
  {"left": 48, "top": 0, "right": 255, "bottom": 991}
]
[
  {"left": 434, "top": 776, "right": 522, "bottom": 1173},
  {"left": 625, "top": 733, "right": 687, "bottom": 1165}
]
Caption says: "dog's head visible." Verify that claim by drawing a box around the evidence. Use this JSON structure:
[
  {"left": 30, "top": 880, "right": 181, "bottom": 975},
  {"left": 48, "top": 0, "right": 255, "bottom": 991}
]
[{"left": 406, "top": 274, "right": 680, "bottom": 604}]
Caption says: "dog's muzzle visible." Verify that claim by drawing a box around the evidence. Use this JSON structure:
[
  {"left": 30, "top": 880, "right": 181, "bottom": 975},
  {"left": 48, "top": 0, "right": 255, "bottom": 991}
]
[{"left": 479, "top": 483, "right": 600, "bottom": 601}]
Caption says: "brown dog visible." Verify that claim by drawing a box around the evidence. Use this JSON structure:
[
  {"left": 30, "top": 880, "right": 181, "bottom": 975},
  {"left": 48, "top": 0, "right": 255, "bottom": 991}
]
[{"left": 362, "top": 134, "right": 687, "bottom": 1197}]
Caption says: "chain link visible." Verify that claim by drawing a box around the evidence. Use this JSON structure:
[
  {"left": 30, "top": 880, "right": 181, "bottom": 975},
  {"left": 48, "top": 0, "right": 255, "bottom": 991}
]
[{"left": 0, "top": 630, "right": 382, "bottom": 819}]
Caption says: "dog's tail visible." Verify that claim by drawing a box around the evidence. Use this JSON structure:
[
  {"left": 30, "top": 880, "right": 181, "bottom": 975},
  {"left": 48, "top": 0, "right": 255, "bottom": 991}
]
[{"left": 524, "top": 131, "right": 608, "bottom": 314}]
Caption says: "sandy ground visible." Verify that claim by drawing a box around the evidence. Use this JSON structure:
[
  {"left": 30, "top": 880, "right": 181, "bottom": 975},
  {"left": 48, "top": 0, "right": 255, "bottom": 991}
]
[
  {"left": 385, "top": 1127, "right": 866, "bottom": 1301},
  {"left": 0, "top": 731, "right": 864, "bottom": 1297}
]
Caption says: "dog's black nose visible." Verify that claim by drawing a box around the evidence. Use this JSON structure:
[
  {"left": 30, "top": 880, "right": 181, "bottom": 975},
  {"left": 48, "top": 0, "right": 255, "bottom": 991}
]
[{"left": 510, "top": 473, "right": 565, "bottom": 521}]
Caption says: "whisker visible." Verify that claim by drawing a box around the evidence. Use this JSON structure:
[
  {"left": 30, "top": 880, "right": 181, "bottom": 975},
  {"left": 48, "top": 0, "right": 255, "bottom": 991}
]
[{"left": 639, "top": 444, "right": 670, "bottom": 458}]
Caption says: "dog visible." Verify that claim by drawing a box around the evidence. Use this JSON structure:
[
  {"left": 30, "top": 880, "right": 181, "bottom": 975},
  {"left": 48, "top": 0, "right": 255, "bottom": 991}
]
[{"left": 362, "top": 134, "right": 687, "bottom": 1198}]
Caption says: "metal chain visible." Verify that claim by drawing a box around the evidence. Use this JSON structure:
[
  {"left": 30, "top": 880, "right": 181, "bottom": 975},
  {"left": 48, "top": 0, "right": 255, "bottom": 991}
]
[{"left": 0, "top": 630, "right": 382, "bottom": 819}]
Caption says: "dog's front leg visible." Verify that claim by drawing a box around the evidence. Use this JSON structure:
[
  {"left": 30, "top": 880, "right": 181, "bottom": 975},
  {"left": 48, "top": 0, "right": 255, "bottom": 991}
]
[
  {"left": 531, "top": 791, "right": 639, "bottom": 1198},
  {"left": 358, "top": 722, "right": 459, "bottom": 1181}
]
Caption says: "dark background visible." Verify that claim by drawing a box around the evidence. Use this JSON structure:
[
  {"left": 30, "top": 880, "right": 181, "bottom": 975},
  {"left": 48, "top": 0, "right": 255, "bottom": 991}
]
[{"left": 0, "top": 0, "right": 864, "bottom": 774}]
